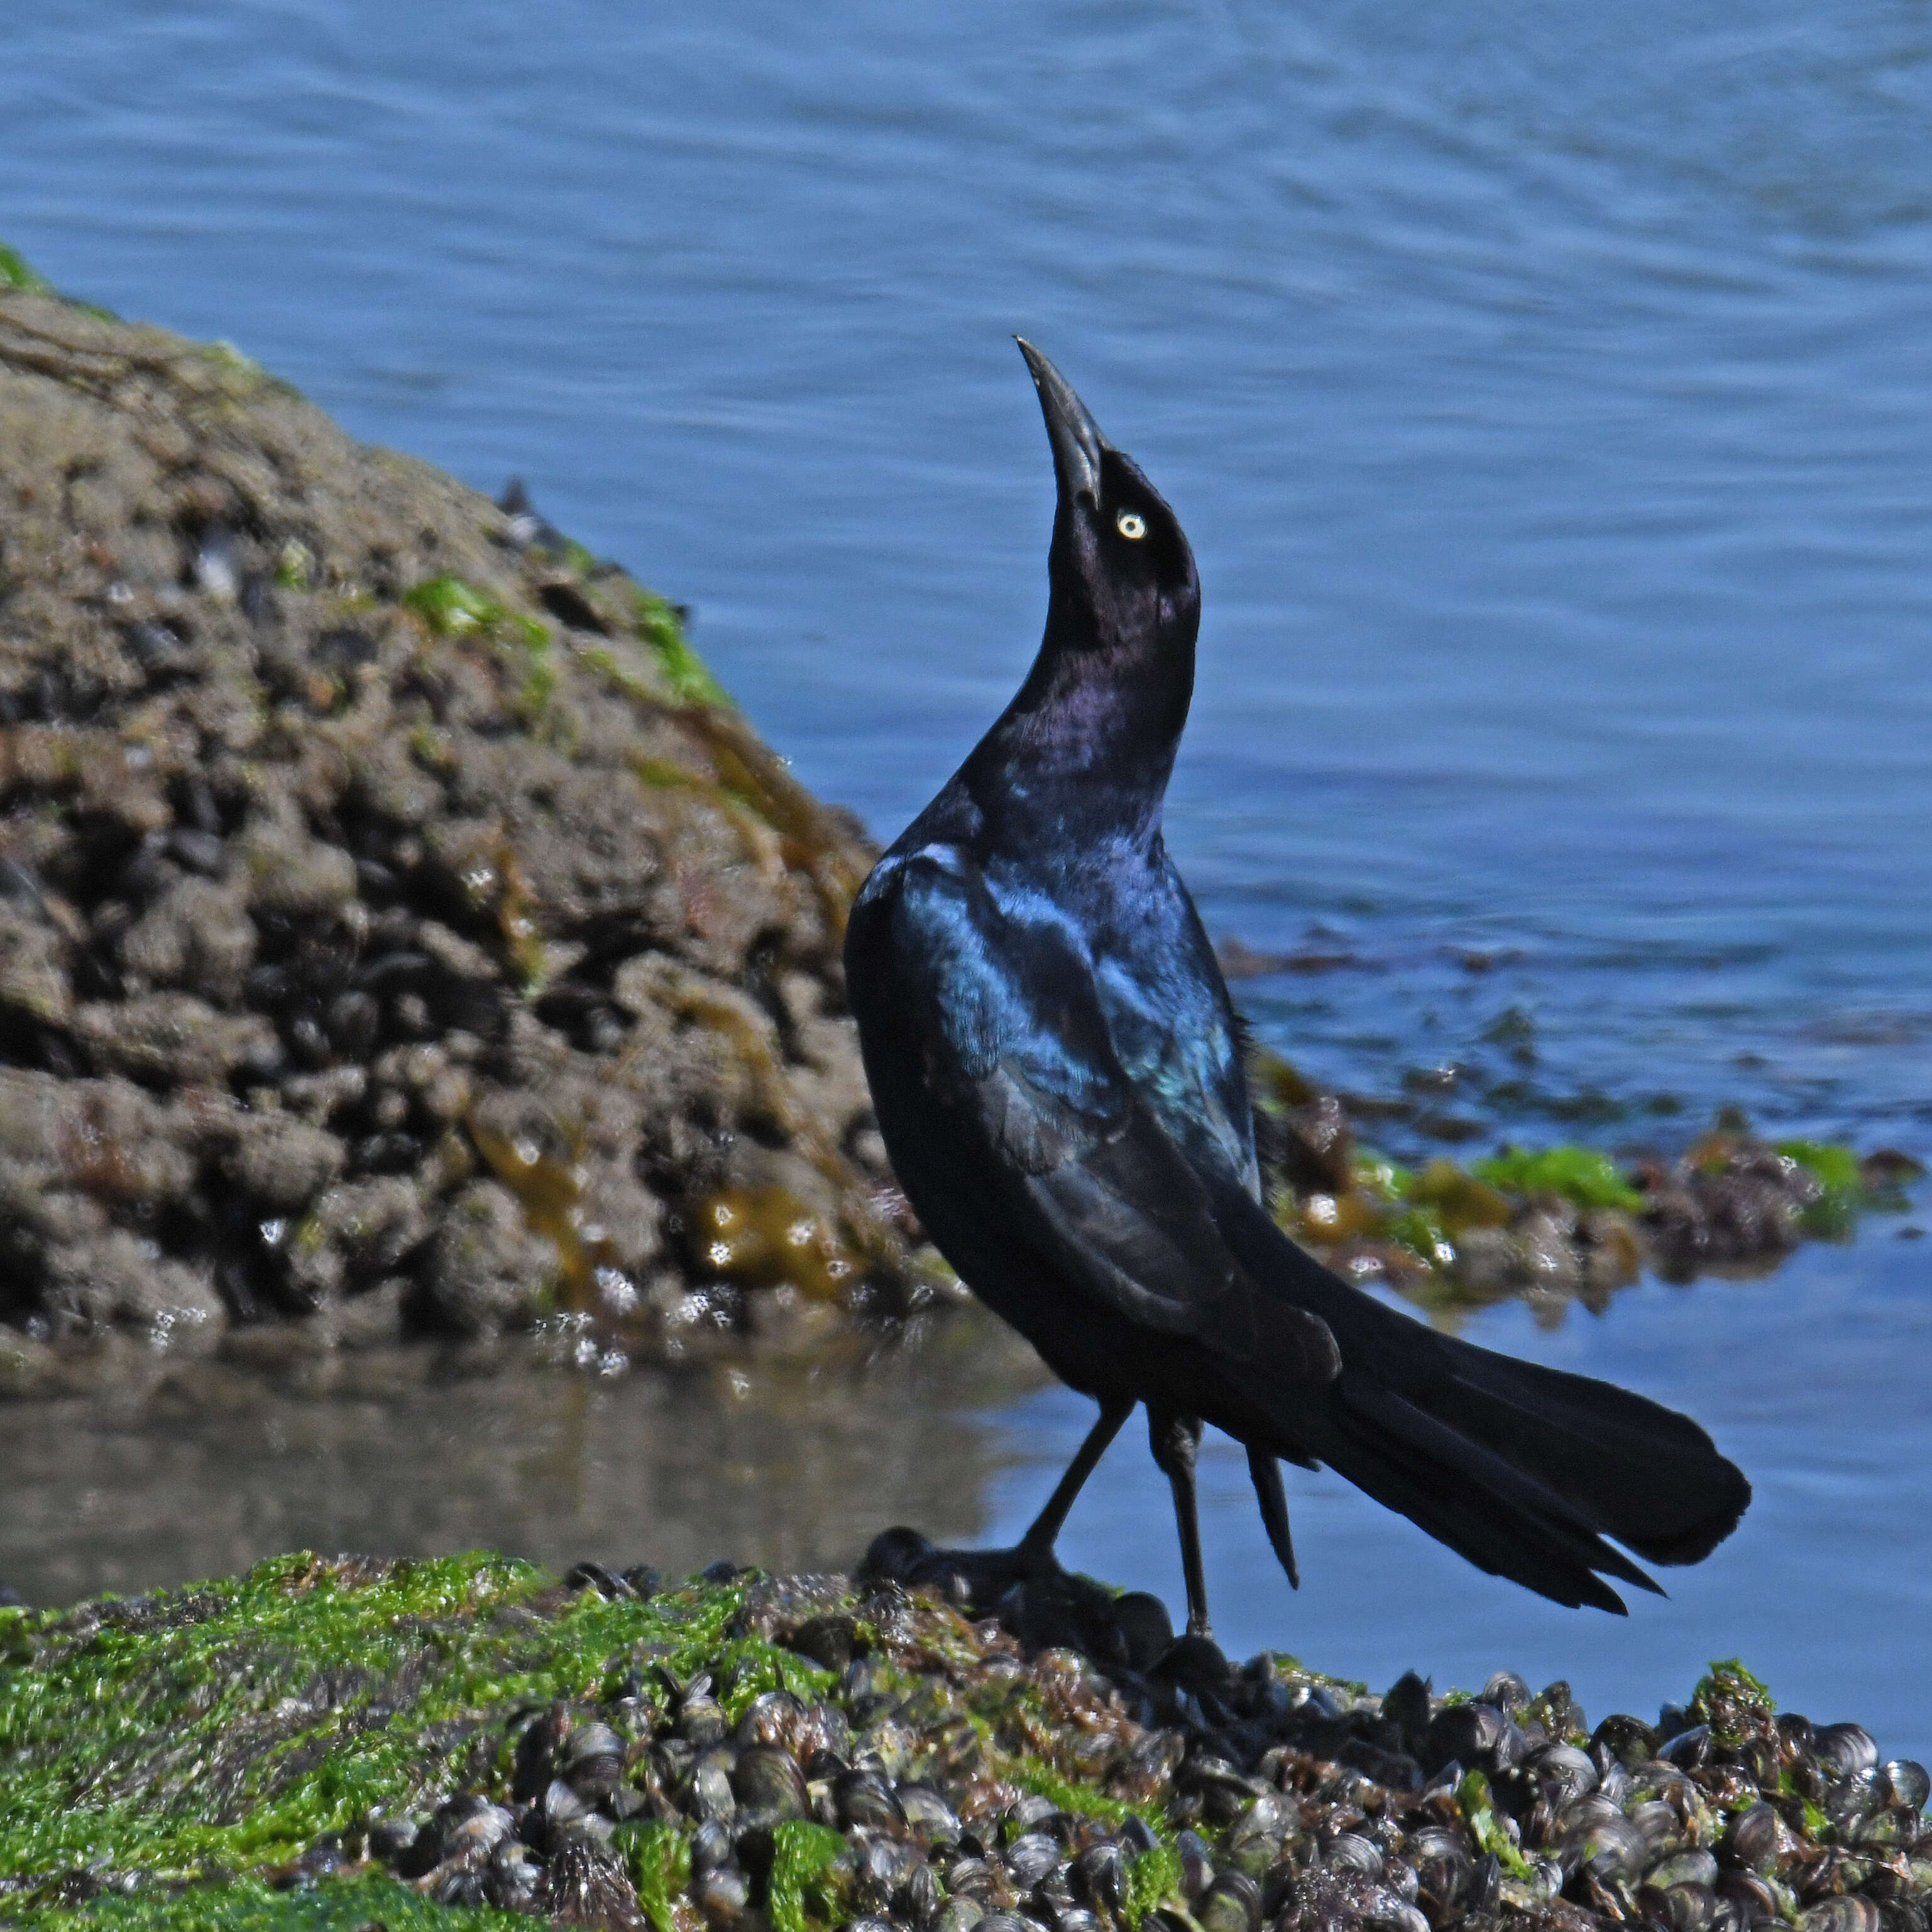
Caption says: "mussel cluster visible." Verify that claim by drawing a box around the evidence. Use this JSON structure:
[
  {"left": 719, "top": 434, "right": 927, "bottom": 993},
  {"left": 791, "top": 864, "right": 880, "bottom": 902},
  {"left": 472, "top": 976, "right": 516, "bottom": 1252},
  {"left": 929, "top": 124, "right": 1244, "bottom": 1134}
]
[{"left": 340, "top": 1556, "right": 1929, "bottom": 1932}]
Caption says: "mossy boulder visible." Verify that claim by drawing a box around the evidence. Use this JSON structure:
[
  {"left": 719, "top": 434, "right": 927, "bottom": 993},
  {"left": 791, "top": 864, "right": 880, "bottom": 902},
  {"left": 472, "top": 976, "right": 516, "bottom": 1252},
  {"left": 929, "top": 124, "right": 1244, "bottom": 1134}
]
[{"left": 0, "top": 277, "right": 940, "bottom": 1398}]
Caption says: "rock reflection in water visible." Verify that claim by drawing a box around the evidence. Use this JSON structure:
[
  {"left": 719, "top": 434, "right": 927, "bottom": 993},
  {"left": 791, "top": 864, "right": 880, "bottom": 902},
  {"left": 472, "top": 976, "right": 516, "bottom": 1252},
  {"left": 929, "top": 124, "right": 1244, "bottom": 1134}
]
[{"left": 0, "top": 1310, "right": 1048, "bottom": 1607}]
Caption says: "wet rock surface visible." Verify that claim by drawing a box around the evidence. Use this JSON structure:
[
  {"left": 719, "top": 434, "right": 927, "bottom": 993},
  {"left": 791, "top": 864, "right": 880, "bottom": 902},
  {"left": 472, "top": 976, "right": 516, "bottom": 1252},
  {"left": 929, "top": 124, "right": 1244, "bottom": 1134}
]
[
  {"left": 0, "top": 1547, "right": 1924, "bottom": 1932},
  {"left": 0, "top": 286, "right": 941, "bottom": 1398}
]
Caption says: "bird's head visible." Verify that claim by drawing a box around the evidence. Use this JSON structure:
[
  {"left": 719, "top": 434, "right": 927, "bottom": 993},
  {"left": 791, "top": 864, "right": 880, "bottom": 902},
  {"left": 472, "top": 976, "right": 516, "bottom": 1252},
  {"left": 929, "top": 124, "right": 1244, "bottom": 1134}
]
[{"left": 1018, "top": 339, "right": 1200, "bottom": 666}]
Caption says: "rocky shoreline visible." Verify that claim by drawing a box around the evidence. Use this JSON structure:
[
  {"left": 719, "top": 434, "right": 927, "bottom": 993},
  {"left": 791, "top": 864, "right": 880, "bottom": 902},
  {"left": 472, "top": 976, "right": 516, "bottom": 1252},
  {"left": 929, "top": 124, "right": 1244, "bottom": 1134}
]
[
  {"left": 0, "top": 272, "right": 943, "bottom": 1403},
  {"left": 1, "top": 1547, "right": 1926, "bottom": 1932},
  {"left": 1, "top": 261, "right": 1921, "bottom": 1408}
]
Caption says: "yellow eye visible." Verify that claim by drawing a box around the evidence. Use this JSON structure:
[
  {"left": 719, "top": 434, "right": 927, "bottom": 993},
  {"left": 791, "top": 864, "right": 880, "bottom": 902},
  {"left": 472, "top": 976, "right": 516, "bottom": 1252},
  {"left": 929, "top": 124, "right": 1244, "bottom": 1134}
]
[{"left": 1116, "top": 510, "right": 1147, "bottom": 540}]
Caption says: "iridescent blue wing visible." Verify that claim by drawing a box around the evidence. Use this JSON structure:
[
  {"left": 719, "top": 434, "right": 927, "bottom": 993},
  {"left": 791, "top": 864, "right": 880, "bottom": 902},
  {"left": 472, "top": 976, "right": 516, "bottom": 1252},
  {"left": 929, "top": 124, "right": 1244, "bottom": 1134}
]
[{"left": 867, "top": 848, "right": 1339, "bottom": 1381}]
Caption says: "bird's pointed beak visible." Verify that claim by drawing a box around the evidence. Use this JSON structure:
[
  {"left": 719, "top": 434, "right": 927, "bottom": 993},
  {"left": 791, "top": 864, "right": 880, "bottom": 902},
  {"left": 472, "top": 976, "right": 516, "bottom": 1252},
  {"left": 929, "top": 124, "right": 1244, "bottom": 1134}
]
[{"left": 1016, "top": 339, "right": 1106, "bottom": 510}]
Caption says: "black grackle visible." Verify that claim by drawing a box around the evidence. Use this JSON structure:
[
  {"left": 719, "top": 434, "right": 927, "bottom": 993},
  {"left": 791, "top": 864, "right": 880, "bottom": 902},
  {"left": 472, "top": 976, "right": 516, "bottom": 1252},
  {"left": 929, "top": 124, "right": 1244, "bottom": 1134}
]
[{"left": 845, "top": 343, "right": 1749, "bottom": 1638}]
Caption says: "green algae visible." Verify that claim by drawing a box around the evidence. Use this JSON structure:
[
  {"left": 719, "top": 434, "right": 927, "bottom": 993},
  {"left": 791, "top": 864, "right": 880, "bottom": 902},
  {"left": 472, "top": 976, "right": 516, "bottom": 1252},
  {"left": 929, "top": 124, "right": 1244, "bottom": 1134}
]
[
  {"left": 1776, "top": 1139, "right": 1863, "bottom": 1236},
  {"left": 635, "top": 591, "right": 732, "bottom": 710},
  {"left": 1690, "top": 1657, "right": 1777, "bottom": 1750},
  {"left": 1346, "top": 1147, "right": 1410, "bottom": 1203},
  {"left": 1006, "top": 1764, "right": 1146, "bottom": 1834},
  {"left": 0, "top": 1552, "right": 752, "bottom": 1919},
  {"left": 1121, "top": 1843, "right": 1185, "bottom": 1924},
  {"left": 617, "top": 1818, "right": 695, "bottom": 1932},
  {"left": 400, "top": 576, "right": 554, "bottom": 731},
  {"left": 272, "top": 541, "right": 315, "bottom": 593},
  {"left": 402, "top": 576, "right": 534, "bottom": 644},
  {"left": 1, "top": 244, "right": 53, "bottom": 296},
  {"left": 1454, "top": 1770, "right": 1532, "bottom": 1880},
  {"left": 762, "top": 1821, "right": 848, "bottom": 1932},
  {"left": 1471, "top": 1146, "right": 1643, "bottom": 1212}
]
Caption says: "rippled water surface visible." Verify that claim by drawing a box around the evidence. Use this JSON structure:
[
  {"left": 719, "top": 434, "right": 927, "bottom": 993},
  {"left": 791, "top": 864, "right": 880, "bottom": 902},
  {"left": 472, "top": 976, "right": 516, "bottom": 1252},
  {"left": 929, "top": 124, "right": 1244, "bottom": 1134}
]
[{"left": 3, "top": 1, "right": 1929, "bottom": 1750}]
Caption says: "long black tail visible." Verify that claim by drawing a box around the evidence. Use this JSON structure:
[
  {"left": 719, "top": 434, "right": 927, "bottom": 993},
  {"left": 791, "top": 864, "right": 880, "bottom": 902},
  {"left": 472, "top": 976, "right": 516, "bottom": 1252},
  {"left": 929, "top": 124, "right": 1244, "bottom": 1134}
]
[{"left": 1209, "top": 1179, "right": 1752, "bottom": 1613}]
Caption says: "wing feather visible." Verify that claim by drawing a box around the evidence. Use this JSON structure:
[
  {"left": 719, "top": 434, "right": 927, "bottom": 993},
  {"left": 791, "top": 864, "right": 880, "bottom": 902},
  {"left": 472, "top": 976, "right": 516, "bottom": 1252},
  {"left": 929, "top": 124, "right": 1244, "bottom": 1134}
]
[{"left": 877, "top": 851, "right": 1338, "bottom": 1380}]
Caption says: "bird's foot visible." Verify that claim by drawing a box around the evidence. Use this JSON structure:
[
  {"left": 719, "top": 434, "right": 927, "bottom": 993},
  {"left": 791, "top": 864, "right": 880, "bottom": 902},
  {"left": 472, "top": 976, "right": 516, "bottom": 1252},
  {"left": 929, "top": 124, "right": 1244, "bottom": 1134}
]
[{"left": 861, "top": 1526, "right": 1175, "bottom": 1672}]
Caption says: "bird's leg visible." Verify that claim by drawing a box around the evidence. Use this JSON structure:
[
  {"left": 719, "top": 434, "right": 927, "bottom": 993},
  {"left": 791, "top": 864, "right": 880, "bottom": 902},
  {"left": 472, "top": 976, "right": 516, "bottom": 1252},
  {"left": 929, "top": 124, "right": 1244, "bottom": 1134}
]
[
  {"left": 1247, "top": 1447, "right": 1300, "bottom": 1589},
  {"left": 1016, "top": 1397, "right": 1134, "bottom": 1564},
  {"left": 1148, "top": 1407, "right": 1212, "bottom": 1638}
]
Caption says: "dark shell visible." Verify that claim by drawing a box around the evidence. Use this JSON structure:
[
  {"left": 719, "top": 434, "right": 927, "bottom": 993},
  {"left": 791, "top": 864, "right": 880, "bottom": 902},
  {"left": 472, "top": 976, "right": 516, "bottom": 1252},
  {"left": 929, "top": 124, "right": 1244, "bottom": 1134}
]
[
  {"left": 1405, "top": 1826, "right": 1474, "bottom": 1907},
  {"left": 1198, "top": 1870, "right": 1262, "bottom": 1932},
  {"left": 788, "top": 1613, "right": 860, "bottom": 1671},
  {"left": 1425, "top": 1701, "right": 1509, "bottom": 1775},
  {"left": 945, "top": 1858, "right": 996, "bottom": 1902},
  {"left": 1073, "top": 1841, "right": 1127, "bottom": 1911},
  {"left": 901, "top": 1860, "right": 942, "bottom": 1926},
  {"left": 1051, "top": 1912, "right": 1105, "bottom": 1932},
  {"left": 563, "top": 1722, "right": 623, "bottom": 1770},
  {"left": 897, "top": 1784, "right": 962, "bottom": 1842},
  {"left": 678, "top": 1697, "right": 730, "bottom": 1748},
  {"left": 732, "top": 1745, "right": 808, "bottom": 1817},
  {"left": 1661, "top": 1725, "right": 1715, "bottom": 1769},
  {"left": 688, "top": 1759, "right": 737, "bottom": 1822},
  {"left": 1816, "top": 1727, "right": 1882, "bottom": 1782},
  {"left": 1800, "top": 1900, "right": 1881, "bottom": 1932},
  {"left": 1718, "top": 1870, "right": 1782, "bottom": 1921},
  {"left": 1006, "top": 1792, "right": 1061, "bottom": 1835},
  {"left": 1726, "top": 1803, "right": 1784, "bottom": 1875},
  {"left": 691, "top": 1819, "right": 734, "bottom": 1872},
  {"left": 694, "top": 1863, "right": 752, "bottom": 1922},
  {"left": 1628, "top": 1799, "right": 1685, "bottom": 1853},
  {"left": 1482, "top": 1671, "right": 1532, "bottom": 1714},
  {"left": 1649, "top": 1850, "right": 1720, "bottom": 1891},
  {"left": 1325, "top": 1833, "right": 1384, "bottom": 1878},
  {"left": 542, "top": 1779, "right": 590, "bottom": 1827},
  {"left": 1640, "top": 1880, "right": 1720, "bottom": 1932},
  {"left": 735, "top": 1690, "right": 807, "bottom": 1753},
  {"left": 1562, "top": 1810, "right": 1649, "bottom": 1883},
  {"left": 1005, "top": 1832, "right": 1063, "bottom": 1887},
  {"left": 796, "top": 1702, "right": 854, "bottom": 1763},
  {"left": 837, "top": 1767, "right": 908, "bottom": 1833}
]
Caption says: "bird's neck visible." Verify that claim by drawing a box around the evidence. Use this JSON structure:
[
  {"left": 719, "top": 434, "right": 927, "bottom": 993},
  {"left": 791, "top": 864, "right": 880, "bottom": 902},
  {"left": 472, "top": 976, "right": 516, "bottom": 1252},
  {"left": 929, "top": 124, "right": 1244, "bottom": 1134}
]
[{"left": 964, "top": 601, "right": 1194, "bottom": 854}]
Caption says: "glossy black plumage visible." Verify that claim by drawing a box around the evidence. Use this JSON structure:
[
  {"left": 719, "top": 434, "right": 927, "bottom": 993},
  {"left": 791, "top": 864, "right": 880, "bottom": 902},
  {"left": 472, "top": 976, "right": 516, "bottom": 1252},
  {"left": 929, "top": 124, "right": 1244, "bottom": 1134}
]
[{"left": 845, "top": 342, "right": 1750, "bottom": 1635}]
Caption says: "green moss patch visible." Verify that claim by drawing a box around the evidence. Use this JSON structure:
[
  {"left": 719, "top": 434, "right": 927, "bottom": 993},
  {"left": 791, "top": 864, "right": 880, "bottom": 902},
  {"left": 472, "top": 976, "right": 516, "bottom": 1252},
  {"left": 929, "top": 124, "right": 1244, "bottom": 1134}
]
[
  {"left": 635, "top": 591, "right": 732, "bottom": 710},
  {"left": 1, "top": 244, "right": 53, "bottom": 296},
  {"left": 1470, "top": 1146, "right": 1644, "bottom": 1212}
]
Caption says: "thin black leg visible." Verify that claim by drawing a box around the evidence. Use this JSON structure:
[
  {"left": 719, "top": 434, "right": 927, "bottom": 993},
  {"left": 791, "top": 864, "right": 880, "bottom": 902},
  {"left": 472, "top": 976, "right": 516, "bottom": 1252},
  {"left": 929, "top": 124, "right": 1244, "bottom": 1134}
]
[
  {"left": 1247, "top": 1446, "right": 1300, "bottom": 1589},
  {"left": 1148, "top": 1407, "right": 1210, "bottom": 1638},
  {"left": 1019, "top": 1397, "right": 1132, "bottom": 1559}
]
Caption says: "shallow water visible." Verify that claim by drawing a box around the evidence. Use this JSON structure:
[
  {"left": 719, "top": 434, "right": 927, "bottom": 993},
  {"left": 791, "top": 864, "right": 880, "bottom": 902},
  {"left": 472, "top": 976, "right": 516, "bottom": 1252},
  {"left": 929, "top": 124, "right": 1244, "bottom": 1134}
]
[
  {"left": 2, "top": 0, "right": 1929, "bottom": 1748},
  {"left": 2, "top": 1241, "right": 1926, "bottom": 1760}
]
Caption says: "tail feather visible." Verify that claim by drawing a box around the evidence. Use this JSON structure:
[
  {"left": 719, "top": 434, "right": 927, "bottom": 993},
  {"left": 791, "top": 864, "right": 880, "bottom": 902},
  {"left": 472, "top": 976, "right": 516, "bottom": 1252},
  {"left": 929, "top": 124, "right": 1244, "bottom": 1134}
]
[{"left": 1208, "top": 1178, "right": 1752, "bottom": 1609}]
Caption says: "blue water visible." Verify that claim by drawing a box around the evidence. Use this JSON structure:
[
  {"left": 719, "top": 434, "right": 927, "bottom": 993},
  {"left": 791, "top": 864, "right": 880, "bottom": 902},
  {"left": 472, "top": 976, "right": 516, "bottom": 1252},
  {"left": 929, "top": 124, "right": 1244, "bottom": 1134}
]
[{"left": 3, "top": 1, "right": 1929, "bottom": 1749}]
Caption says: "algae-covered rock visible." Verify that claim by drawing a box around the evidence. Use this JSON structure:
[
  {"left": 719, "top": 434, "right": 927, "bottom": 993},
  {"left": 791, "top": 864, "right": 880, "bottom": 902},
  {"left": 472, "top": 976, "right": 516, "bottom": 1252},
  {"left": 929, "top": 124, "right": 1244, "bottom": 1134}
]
[
  {"left": 0, "top": 279, "right": 938, "bottom": 1395},
  {"left": 1250, "top": 1051, "right": 1923, "bottom": 1324},
  {"left": 0, "top": 1549, "right": 1924, "bottom": 1931}
]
